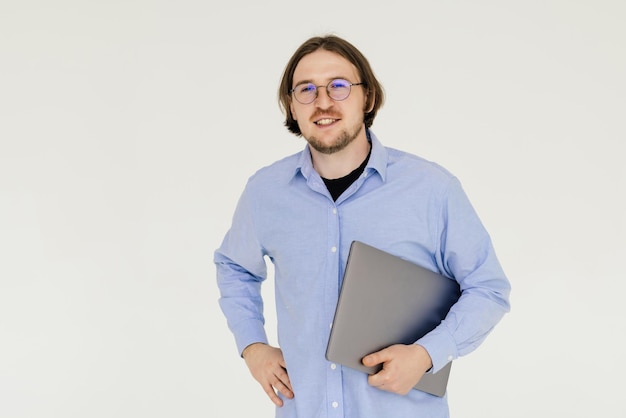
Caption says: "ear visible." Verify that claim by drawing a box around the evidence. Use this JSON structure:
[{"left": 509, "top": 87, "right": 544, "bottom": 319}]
[
  {"left": 290, "top": 100, "right": 298, "bottom": 121},
  {"left": 364, "top": 91, "right": 375, "bottom": 113}
]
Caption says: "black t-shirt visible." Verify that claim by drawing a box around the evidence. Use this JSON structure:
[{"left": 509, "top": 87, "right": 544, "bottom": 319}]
[{"left": 322, "top": 146, "right": 371, "bottom": 201}]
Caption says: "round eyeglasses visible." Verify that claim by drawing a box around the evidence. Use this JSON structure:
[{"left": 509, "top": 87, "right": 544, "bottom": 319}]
[{"left": 290, "top": 79, "right": 365, "bottom": 105}]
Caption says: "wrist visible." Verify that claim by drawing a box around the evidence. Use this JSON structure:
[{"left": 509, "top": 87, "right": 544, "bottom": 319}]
[
  {"left": 242, "top": 342, "right": 266, "bottom": 359},
  {"left": 414, "top": 344, "right": 433, "bottom": 369}
]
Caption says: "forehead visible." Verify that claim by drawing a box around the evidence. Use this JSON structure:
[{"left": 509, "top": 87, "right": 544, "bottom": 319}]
[{"left": 292, "top": 49, "right": 360, "bottom": 85}]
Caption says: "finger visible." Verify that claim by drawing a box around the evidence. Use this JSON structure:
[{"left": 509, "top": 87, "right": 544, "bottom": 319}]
[
  {"left": 262, "top": 382, "right": 284, "bottom": 407},
  {"left": 362, "top": 353, "right": 377, "bottom": 367},
  {"left": 273, "top": 376, "right": 294, "bottom": 399},
  {"left": 363, "top": 348, "right": 389, "bottom": 367},
  {"left": 275, "top": 367, "right": 293, "bottom": 393},
  {"left": 367, "top": 369, "right": 390, "bottom": 389}
]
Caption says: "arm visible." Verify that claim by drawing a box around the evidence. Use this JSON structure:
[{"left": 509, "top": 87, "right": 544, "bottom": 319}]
[
  {"left": 364, "top": 178, "right": 511, "bottom": 394},
  {"left": 215, "top": 182, "right": 270, "bottom": 353},
  {"left": 418, "top": 177, "right": 511, "bottom": 372},
  {"left": 215, "top": 187, "right": 293, "bottom": 406}
]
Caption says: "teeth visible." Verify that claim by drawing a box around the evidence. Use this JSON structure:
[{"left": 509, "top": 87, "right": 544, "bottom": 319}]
[{"left": 316, "top": 119, "right": 336, "bottom": 125}]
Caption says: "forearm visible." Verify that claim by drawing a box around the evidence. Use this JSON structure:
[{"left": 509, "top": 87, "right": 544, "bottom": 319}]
[
  {"left": 417, "top": 289, "right": 509, "bottom": 372},
  {"left": 216, "top": 255, "right": 269, "bottom": 355}
]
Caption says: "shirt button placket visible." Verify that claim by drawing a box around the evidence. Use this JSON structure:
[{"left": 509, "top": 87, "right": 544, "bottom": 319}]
[
  {"left": 328, "top": 204, "right": 343, "bottom": 417},
  {"left": 331, "top": 204, "right": 338, "bottom": 253}
]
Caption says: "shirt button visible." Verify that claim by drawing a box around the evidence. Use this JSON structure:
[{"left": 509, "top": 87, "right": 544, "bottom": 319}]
[
  {"left": 330, "top": 363, "right": 337, "bottom": 370},
  {"left": 331, "top": 246, "right": 337, "bottom": 253},
  {"left": 332, "top": 401, "right": 339, "bottom": 408},
  {"left": 448, "top": 355, "right": 454, "bottom": 362},
  {"left": 332, "top": 208, "right": 337, "bottom": 214}
]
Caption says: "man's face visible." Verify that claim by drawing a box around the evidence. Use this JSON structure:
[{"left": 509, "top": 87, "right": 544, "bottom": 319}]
[{"left": 289, "top": 49, "right": 369, "bottom": 155}]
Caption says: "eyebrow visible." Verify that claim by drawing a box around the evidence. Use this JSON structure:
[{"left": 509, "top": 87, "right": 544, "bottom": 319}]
[{"left": 292, "top": 76, "right": 352, "bottom": 87}]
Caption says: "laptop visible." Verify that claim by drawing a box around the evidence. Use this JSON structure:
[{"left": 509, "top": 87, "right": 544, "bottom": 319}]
[{"left": 325, "top": 241, "right": 461, "bottom": 397}]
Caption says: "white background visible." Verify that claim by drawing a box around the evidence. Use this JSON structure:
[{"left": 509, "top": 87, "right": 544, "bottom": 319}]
[{"left": 1, "top": 1, "right": 625, "bottom": 417}]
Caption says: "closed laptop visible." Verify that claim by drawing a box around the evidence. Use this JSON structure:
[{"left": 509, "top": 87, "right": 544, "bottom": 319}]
[{"left": 326, "top": 241, "right": 461, "bottom": 397}]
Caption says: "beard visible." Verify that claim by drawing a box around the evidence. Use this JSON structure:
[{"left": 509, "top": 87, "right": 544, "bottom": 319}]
[{"left": 304, "top": 121, "right": 364, "bottom": 155}]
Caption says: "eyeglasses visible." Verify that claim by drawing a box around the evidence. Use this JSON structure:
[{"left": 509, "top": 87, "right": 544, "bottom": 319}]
[{"left": 290, "top": 79, "right": 365, "bottom": 105}]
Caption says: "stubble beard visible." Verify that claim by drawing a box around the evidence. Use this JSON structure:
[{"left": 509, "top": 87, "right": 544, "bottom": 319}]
[{"left": 305, "top": 122, "right": 364, "bottom": 155}]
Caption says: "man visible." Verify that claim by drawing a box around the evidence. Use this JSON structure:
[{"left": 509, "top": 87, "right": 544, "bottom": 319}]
[{"left": 215, "top": 35, "right": 511, "bottom": 417}]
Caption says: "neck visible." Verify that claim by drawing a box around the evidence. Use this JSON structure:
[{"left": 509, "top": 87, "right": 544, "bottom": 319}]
[{"left": 310, "top": 131, "right": 371, "bottom": 180}]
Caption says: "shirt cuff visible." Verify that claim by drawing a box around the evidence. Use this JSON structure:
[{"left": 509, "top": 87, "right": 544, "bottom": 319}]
[
  {"left": 231, "top": 318, "right": 269, "bottom": 357},
  {"left": 415, "top": 324, "right": 458, "bottom": 373}
]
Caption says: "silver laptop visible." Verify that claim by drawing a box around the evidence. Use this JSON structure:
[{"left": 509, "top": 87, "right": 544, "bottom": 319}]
[{"left": 326, "top": 241, "right": 461, "bottom": 397}]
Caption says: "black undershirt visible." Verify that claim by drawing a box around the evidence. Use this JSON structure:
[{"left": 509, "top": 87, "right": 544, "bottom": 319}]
[{"left": 321, "top": 146, "right": 372, "bottom": 201}]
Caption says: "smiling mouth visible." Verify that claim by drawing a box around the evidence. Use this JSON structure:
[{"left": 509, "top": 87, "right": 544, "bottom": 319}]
[{"left": 315, "top": 118, "right": 339, "bottom": 126}]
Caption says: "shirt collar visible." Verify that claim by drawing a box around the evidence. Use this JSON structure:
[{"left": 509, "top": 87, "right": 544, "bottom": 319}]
[
  {"left": 365, "top": 130, "right": 388, "bottom": 182},
  {"left": 294, "top": 129, "right": 388, "bottom": 182}
]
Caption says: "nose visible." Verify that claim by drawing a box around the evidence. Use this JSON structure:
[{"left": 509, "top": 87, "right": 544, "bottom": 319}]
[{"left": 313, "top": 87, "right": 334, "bottom": 108}]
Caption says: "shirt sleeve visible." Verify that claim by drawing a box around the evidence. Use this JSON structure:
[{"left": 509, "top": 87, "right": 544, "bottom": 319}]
[
  {"left": 416, "top": 177, "right": 511, "bottom": 372},
  {"left": 214, "top": 184, "right": 270, "bottom": 356}
]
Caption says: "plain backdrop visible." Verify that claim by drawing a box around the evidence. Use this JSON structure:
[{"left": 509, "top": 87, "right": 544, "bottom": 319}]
[{"left": 1, "top": 1, "right": 625, "bottom": 417}]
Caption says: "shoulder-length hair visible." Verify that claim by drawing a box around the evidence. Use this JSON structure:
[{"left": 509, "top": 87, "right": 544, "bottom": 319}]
[{"left": 278, "top": 35, "right": 385, "bottom": 136}]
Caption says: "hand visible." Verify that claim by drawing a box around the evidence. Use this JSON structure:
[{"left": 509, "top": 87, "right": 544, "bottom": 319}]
[
  {"left": 242, "top": 343, "right": 294, "bottom": 407},
  {"left": 362, "top": 344, "right": 433, "bottom": 395}
]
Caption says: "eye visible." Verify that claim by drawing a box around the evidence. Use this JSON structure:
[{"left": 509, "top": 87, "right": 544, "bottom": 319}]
[
  {"left": 329, "top": 79, "right": 350, "bottom": 90},
  {"left": 296, "top": 83, "right": 316, "bottom": 94}
]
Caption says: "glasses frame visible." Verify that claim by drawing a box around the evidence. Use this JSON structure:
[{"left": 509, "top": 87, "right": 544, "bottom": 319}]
[{"left": 290, "top": 79, "right": 365, "bottom": 105}]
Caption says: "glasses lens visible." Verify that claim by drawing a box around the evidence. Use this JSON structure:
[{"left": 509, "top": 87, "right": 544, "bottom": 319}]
[
  {"left": 327, "top": 79, "right": 351, "bottom": 101},
  {"left": 294, "top": 83, "right": 317, "bottom": 104}
]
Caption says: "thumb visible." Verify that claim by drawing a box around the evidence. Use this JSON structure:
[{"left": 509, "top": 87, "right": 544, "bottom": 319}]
[{"left": 362, "top": 347, "right": 390, "bottom": 367}]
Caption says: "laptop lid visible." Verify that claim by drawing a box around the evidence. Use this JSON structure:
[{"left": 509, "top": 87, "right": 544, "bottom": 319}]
[{"left": 325, "top": 241, "right": 461, "bottom": 397}]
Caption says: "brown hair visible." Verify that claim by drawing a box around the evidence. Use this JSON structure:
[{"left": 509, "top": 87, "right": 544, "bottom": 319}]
[{"left": 278, "top": 35, "right": 385, "bottom": 136}]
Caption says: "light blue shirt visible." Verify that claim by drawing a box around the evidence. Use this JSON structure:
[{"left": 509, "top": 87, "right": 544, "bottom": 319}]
[{"left": 215, "top": 131, "right": 511, "bottom": 418}]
